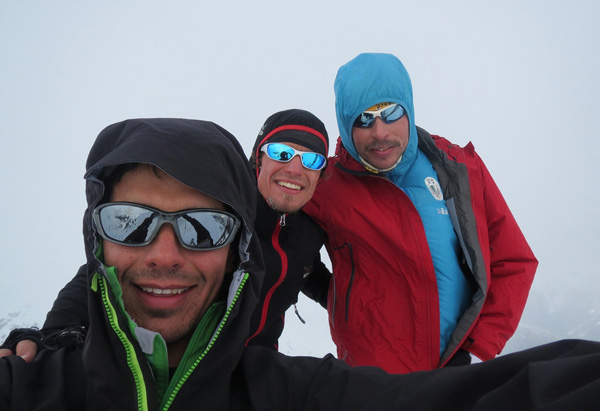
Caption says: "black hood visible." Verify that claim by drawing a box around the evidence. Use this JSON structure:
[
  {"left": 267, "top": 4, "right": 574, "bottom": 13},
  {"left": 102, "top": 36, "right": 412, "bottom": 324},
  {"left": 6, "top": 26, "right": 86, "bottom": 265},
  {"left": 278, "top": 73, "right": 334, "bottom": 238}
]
[
  {"left": 83, "top": 118, "right": 261, "bottom": 274},
  {"left": 81, "top": 118, "right": 265, "bottom": 408},
  {"left": 85, "top": 119, "right": 254, "bottom": 233}
]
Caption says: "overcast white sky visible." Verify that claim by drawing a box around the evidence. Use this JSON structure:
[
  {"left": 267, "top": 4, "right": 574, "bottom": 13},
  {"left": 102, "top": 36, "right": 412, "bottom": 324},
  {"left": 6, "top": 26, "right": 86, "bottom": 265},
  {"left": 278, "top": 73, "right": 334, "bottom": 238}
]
[{"left": 1, "top": 1, "right": 599, "bottom": 356}]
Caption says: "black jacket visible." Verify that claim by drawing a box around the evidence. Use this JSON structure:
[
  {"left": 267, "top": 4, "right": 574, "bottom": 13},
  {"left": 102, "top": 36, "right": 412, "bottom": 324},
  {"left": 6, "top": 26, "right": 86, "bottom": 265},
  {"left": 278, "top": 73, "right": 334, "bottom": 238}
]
[
  {"left": 245, "top": 193, "right": 328, "bottom": 348},
  {"left": 1, "top": 118, "right": 264, "bottom": 409},
  {"left": 2, "top": 119, "right": 600, "bottom": 410}
]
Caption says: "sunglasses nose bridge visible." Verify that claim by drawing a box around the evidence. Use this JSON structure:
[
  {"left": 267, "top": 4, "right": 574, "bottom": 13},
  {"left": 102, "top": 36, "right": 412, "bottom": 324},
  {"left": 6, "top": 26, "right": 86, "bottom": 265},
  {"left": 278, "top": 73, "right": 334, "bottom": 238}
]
[
  {"left": 286, "top": 153, "right": 307, "bottom": 171},
  {"left": 282, "top": 148, "right": 302, "bottom": 163},
  {"left": 150, "top": 215, "right": 182, "bottom": 244},
  {"left": 374, "top": 111, "right": 392, "bottom": 123}
]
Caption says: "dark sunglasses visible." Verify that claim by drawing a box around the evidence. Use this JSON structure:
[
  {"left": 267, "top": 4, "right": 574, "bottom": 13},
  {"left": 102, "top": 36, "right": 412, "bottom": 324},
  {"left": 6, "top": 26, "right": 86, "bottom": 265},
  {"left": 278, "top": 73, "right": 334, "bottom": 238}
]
[
  {"left": 260, "top": 143, "right": 327, "bottom": 171},
  {"left": 353, "top": 103, "right": 405, "bottom": 128},
  {"left": 93, "top": 202, "right": 241, "bottom": 250}
]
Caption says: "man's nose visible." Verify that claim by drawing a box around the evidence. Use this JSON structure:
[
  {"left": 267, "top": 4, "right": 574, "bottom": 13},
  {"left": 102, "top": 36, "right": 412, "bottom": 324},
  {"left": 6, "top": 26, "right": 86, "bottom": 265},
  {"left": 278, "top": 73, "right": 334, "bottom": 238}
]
[
  {"left": 370, "top": 117, "right": 389, "bottom": 139},
  {"left": 284, "top": 155, "right": 305, "bottom": 173},
  {"left": 143, "top": 225, "right": 186, "bottom": 269}
]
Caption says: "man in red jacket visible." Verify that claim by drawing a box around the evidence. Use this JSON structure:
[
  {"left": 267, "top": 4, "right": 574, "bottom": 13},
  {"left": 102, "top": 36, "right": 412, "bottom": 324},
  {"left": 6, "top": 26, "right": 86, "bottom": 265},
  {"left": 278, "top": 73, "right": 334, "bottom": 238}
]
[{"left": 303, "top": 53, "right": 538, "bottom": 373}]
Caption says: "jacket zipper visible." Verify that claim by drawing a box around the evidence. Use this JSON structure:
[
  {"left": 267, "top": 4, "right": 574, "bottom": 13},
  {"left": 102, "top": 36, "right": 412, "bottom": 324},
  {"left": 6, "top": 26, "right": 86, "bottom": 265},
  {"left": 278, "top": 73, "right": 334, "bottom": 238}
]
[
  {"left": 279, "top": 214, "right": 305, "bottom": 323},
  {"left": 245, "top": 215, "right": 287, "bottom": 345},
  {"left": 161, "top": 272, "right": 250, "bottom": 410},
  {"left": 97, "top": 273, "right": 149, "bottom": 411}
]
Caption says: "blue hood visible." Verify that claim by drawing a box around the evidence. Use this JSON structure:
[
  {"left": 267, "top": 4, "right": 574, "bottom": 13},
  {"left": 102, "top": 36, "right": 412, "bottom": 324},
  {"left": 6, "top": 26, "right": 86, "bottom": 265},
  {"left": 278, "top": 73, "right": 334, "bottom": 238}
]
[{"left": 334, "top": 53, "right": 418, "bottom": 178}]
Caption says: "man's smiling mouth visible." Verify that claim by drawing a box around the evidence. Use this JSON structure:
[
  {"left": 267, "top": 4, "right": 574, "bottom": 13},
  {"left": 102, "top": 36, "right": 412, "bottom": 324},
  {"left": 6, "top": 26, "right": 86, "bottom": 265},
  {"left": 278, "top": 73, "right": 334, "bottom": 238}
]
[
  {"left": 278, "top": 181, "right": 301, "bottom": 190},
  {"left": 139, "top": 286, "right": 190, "bottom": 295}
]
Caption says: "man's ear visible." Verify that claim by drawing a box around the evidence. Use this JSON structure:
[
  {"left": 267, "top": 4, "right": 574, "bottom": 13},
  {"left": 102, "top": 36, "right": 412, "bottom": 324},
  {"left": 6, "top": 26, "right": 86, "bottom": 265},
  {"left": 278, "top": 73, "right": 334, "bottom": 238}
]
[{"left": 255, "top": 157, "right": 262, "bottom": 179}]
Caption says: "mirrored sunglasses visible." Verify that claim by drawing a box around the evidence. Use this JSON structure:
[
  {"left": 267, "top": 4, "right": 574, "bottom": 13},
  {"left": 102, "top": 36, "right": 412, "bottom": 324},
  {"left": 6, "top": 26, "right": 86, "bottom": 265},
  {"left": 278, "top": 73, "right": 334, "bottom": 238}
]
[
  {"left": 261, "top": 143, "right": 327, "bottom": 171},
  {"left": 353, "top": 103, "right": 405, "bottom": 128},
  {"left": 93, "top": 202, "right": 241, "bottom": 250}
]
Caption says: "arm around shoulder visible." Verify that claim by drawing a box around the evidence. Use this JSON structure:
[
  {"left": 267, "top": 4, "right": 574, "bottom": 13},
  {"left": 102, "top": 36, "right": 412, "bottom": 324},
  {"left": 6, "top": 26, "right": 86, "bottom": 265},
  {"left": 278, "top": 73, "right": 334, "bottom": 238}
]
[{"left": 301, "top": 254, "right": 331, "bottom": 309}]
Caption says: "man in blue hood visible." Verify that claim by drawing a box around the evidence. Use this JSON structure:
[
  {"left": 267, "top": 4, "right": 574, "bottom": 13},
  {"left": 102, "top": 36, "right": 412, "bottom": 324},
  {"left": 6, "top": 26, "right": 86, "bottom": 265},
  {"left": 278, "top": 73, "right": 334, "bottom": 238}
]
[{"left": 303, "top": 53, "right": 538, "bottom": 373}]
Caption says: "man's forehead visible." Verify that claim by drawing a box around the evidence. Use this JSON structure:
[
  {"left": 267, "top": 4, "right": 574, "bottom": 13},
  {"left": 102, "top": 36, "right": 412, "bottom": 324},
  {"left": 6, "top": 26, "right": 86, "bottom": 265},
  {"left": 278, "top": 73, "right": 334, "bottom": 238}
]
[
  {"left": 276, "top": 141, "right": 315, "bottom": 152},
  {"left": 110, "top": 164, "right": 226, "bottom": 212}
]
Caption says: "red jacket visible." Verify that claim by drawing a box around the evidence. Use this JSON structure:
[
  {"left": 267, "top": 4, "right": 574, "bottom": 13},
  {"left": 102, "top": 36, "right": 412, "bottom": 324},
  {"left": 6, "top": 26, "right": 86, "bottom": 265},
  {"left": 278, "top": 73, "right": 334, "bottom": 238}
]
[{"left": 303, "top": 128, "right": 538, "bottom": 373}]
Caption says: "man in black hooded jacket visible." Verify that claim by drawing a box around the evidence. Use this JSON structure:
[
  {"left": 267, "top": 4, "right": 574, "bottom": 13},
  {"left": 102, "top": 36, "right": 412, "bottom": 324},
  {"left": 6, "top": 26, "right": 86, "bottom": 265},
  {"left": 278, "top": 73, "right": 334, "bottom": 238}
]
[
  {"left": 0, "top": 110, "right": 331, "bottom": 358},
  {"left": 1, "top": 118, "right": 600, "bottom": 410}
]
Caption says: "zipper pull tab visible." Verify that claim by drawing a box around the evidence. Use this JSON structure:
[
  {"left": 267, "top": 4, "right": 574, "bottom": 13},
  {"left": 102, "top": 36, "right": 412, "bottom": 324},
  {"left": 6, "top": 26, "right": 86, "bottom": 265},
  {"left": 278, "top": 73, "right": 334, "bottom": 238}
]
[
  {"left": 294, "top": 304, "right": 306, "bottom": 324},
  {"left": 279, "top": 214, "right": 286, "bottom": 227}
]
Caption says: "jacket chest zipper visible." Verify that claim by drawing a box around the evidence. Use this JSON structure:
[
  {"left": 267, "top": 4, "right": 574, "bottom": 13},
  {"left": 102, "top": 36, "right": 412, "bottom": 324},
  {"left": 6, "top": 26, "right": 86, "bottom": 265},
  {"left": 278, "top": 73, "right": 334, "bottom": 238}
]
[
  {"left": 161, "top": 272, "right": 249, "bottom": 410},
  {"left": 245, "top": 220, "right": 287, "bottom": 344},
  {"left": 97, "top": 274, "right": 149, "bottom": 411}
]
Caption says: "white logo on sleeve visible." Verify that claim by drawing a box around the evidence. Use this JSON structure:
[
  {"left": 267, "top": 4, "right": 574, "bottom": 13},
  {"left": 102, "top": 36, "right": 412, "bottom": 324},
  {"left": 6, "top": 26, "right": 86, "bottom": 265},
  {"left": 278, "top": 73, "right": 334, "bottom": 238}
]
[{"left": 425, "top": 177, "right": 443, "bottom": 201}]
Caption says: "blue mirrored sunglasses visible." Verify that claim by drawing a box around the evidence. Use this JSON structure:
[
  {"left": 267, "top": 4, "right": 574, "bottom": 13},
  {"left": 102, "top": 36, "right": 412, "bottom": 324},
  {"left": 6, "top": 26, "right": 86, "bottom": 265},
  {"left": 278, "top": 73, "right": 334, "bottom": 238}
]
[
  {"left": 353, "top": 103, "right": 405, "bottom": 128},
  {"left": 261, "top": 143, "right": 327, "bottom": 171},
  {"left": 93, "top": 202, "right": 241, "bottom": 250}
]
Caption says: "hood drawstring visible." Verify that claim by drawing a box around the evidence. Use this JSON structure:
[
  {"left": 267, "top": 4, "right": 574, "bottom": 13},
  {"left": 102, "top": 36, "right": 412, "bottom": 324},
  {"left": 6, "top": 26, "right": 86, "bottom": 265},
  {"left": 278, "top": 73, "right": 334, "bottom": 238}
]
[
  {"left": 293, "top": 304, "right": 306, "bottom": 324},
  {"left": 358, "top": 153, "right": 403, "bottom": 174}
]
